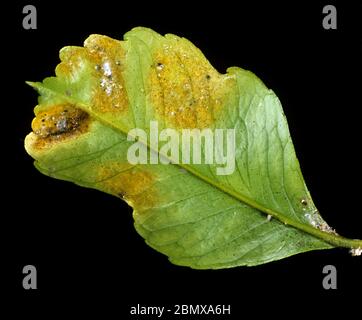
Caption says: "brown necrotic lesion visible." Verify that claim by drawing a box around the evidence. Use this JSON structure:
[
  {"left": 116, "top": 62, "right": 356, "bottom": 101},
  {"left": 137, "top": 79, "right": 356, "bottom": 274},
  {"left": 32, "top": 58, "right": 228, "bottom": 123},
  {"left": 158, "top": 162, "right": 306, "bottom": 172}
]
[{"left": 31, "top": 104, "right": 90, "bottom": 140}]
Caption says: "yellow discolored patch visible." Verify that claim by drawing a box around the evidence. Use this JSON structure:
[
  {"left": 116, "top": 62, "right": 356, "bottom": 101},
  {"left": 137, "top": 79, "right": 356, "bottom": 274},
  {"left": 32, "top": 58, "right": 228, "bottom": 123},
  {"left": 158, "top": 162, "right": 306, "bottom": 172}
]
[
  {"left": 148, "top": 36, "right": 233, "bottom": 129},
  {"left": 84, "top": 35, "right": 129, "bottom": 114},
  {"left": 56, "top": 46, "right": 88, "bottom": 78},
  {"left": 31, "top": 104, "right": 91, "bottom": 149},
  {"left": 96, "top": 163, "right": 158, "bottom": 210},
  {"left": 56, "top": 35, "right": 129, "bottom": 114}
]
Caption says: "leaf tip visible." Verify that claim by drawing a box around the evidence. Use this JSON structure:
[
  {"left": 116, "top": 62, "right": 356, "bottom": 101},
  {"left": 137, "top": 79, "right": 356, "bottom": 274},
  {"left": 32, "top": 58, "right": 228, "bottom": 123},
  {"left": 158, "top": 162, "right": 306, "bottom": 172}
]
[
  {"left": 26, "top": 80, "right": 35, "bottom": 86},
  {"left": 26, "top": 81, "right": 41, "bottom": 90}
]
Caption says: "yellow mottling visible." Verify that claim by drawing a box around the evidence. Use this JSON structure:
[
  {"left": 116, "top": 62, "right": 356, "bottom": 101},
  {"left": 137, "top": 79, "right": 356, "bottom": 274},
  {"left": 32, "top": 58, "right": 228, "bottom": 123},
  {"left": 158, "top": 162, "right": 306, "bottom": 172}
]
[
  {"left": 84, "top": 35, "right": 129, "bottom": 114},
  {"left": 56, "top": 36, "right": 129, "bottom": 114},
  {"left": 147, "top": 35, "right": 233, "bottom": 129},
  {"left": 96, "top": 163, "right": 158, "bottom": 210}
]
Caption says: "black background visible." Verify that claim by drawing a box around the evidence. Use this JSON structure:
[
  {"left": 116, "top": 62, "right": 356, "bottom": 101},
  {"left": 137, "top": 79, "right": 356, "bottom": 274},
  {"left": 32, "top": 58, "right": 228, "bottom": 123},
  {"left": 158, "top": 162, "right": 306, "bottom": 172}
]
[{"left": 3, "top": 0, "right": 361, "bottom": 317}]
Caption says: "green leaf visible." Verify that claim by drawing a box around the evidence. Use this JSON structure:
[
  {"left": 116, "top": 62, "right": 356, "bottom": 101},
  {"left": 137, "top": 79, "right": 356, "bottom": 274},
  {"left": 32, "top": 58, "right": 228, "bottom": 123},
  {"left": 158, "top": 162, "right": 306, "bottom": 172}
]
[{"left": 24, "top": 27, "right": 361, "bottom": 269}]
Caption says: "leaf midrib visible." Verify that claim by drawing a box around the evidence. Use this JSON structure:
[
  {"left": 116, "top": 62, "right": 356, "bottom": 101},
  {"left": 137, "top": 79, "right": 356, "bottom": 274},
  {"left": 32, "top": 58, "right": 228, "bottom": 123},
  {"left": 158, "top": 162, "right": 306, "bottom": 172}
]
[{"left": 31, "top": 83, "right": 362, "bottom": 250}]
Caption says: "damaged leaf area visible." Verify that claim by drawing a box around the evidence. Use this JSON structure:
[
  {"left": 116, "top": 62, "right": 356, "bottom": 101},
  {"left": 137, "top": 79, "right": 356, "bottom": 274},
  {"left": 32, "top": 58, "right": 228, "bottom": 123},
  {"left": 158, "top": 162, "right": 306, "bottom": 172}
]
[
  {"left": 24, "top": 27, "right": 361, "bottom": 269},
  {"left": 30, "top": 104, "right": 90, "bottom": 148}
]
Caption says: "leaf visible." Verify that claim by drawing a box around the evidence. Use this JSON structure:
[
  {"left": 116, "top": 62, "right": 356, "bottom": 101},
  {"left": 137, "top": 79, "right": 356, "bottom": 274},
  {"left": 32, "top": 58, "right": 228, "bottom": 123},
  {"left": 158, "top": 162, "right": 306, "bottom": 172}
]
[{"left": 24, "top": 27, "right": 362, "bottom": 269}]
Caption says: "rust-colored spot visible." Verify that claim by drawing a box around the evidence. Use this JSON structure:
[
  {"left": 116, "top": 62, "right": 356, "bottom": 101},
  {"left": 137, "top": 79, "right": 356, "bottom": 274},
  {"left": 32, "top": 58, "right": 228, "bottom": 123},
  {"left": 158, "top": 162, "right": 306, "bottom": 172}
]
[
  {"left": 148, "top": 36, "right": 232, "bottom": 129},
  {"left": 31, "top": 104, "right": 90, "bottom": 149},
  {"left": 96, "top": 163, "right": 158, "bottom": 210}
]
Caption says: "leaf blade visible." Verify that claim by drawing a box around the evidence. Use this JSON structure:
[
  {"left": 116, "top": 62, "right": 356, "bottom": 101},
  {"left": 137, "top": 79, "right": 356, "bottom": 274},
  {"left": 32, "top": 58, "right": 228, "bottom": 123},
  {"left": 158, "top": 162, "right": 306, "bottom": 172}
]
[{"left": 24, "top": 27, "right": 361, "bottom": 269}]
